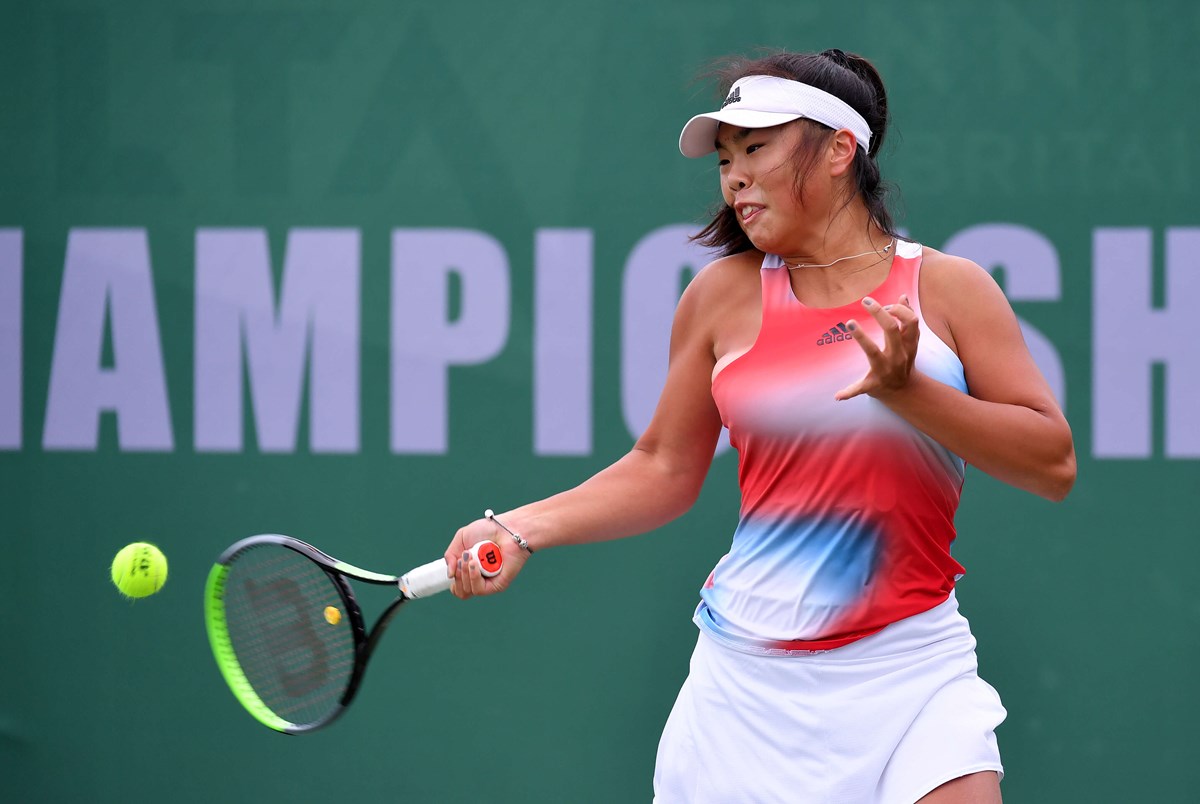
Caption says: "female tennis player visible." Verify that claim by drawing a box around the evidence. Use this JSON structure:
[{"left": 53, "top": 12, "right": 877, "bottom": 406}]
[{"left": 444, "top": 48, "right": 1075, "bottom": 803}]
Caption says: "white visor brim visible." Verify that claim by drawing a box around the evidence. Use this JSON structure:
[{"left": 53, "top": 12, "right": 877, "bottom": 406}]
[{"left": 678, "top": 110, "right": 805, "bottom": 158}]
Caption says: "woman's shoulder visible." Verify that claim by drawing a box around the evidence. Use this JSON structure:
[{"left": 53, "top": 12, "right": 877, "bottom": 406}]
[
  {"left": 918, "top": 245, "right": 1000, "bottom": 295},
  {"left": 916, "top": 245, "right": 1009, "bottom": 321},
  {"left": 687, "top": 249, "right": 764, "bottom": 297},
  {"left": 697, "top": 249, "right": 764, "bottom": 278},
  {"left": 674, "top": 249, "right": 764, "bottom": 336},
  {"left": 916, "top": 244, "right": 1015, "bottom": 353}
]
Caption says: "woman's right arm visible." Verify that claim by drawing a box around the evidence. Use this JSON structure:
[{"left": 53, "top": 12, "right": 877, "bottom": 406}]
[{"left": 446, "top": 261, "right": 728, "bottom": 598}]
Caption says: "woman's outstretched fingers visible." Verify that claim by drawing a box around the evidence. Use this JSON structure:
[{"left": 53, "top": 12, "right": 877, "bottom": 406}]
[
  {"left": 846, "top": 318, "right": 883, "bottom": 361},
  {"left": 884, "top": 301, "right": 920, "bottom": 352},
  {"left": 862, "top": 296, "right": 896, "bottom": 326},
  {"left": 884, "top": 300, "right": 917, "bottom": 326},
  {"left": 836, "top": 319, "right": 879, "bottom": 400},
  {"left": 863, "top": 296, "right": 905, "bottom": 352},
  {"left": 834, "top": 377, "right": 866, "bottom": 401},
  {"left": 836, "top": 294, "right": 924, "bottom": 401}
]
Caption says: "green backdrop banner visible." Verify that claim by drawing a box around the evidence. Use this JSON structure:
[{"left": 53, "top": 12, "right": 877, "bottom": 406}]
[{"left": 2, "top": 1, "right": 1198, "bottom": 801}]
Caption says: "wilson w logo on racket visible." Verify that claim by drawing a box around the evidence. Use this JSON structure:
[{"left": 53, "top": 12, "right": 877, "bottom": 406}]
[{"left": 204, "top": 534, "right": 500, "bottom": 734}]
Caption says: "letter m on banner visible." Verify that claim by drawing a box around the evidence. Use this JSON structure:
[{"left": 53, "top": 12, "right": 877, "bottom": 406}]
[{"left": 194, "top": 229, "right": 360, "bottom": 453}]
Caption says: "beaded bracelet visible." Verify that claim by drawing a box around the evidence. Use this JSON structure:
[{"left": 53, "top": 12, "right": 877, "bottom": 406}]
[{"left": 484, "top": 509, "right": 533, "bottom": 553}]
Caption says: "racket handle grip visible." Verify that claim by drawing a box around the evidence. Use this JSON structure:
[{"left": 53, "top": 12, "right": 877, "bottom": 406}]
[{"left": 399, "top": 540, "right": 503, "bottom": 599}]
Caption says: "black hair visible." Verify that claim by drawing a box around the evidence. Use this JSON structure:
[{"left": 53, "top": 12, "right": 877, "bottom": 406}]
[{"left": 691, "top": 49, "right": 898, "bottom": 256}]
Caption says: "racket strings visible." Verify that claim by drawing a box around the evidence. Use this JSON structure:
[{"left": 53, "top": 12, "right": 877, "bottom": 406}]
[{"left": 221, "top": 545, "right": 358, "bottom": 726}]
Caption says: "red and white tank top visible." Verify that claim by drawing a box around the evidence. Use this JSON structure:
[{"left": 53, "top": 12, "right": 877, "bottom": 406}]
[{"left": 697, "top": 240, "right": 968, "bottom": 653}]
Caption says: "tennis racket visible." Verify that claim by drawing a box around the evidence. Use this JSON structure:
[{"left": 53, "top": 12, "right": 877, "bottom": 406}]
[{"left": 204, "top": 534, "right": 502, "bottom": 735}]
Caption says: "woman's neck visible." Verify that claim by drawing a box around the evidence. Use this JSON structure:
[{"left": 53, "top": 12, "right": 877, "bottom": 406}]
[
  {"left": 780, "top": 215, "right": 895, "bottom": 308},
  {"left": 777, "top": 198, "right": 887, "bottom": 268}
]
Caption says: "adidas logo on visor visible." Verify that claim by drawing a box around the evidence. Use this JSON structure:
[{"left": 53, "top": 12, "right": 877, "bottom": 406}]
[{"left": 720, "top": 86, "right": 741, "bottom": 109}]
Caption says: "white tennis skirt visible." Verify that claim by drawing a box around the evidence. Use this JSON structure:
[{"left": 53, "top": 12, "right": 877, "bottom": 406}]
[{"left": 653, "top": 592, "right": 1005, "bottom": 804}]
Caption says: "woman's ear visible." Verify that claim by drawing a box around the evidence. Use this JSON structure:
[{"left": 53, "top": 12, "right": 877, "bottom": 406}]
[{"left": 828, "top": 129, "right": 859, "bottom": 177}]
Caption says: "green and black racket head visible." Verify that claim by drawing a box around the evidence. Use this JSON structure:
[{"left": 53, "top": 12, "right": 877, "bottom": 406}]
[{"left": 204, "top": 534, "right": 502, "bottom": 734}]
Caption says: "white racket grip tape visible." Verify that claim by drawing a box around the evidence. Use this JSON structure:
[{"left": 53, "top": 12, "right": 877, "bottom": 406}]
[
  {"left": 398, "top": 558, "right": 453, "bottom": 599},
  {"left": 398, "top": 541, "right": 503, "bottom": 599}
]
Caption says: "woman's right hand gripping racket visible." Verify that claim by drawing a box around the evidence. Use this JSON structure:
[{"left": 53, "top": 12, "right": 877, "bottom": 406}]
[{"left": 203, "top": 535, "right": 503, "bottom": 734}]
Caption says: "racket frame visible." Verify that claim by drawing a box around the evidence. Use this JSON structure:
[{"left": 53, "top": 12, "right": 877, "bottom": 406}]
[{"left": 205, "top": 534, "right": 414, "bottom": 735}]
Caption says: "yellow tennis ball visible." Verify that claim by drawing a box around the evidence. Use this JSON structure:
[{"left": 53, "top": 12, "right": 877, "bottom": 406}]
[
  {"left": 324, "top": 606, "right": 341, "bottom": 625},
  {"left": 111, "top": 542, "right": 168, "bottom": 598}
]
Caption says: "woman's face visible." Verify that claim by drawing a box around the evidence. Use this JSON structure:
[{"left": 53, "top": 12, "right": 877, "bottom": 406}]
[{"left": 716, "top": 120, "right": 826, "bottom": 254}]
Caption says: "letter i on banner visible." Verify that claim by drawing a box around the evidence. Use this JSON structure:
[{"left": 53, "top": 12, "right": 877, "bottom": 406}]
[
  {"left": 534, "top": 229, "right": 593, "bottom": 456},
  {"left": 0, "top": 230, "right": 20, "bottom": 449}
]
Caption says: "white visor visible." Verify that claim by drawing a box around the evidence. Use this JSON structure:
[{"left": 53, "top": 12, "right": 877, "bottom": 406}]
[{"left": 678, "top": 74, "right": 872, "bottom": 158}]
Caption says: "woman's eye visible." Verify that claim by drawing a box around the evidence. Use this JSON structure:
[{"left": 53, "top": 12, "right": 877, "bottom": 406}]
[
  {"left": 747, "top": 144, "right": 762, "bottom": 154},
  {"left": 718, "top": 159, "right": 730, "bottom": 167}
]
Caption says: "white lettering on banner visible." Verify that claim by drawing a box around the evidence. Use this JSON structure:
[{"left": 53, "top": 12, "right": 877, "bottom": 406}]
[
  {"left": 0, "top": 231, "right": 21, "bottom": 449},
  {"left": 942, "top": 223, "right": 1066, "bottom": 407},
  {"left": 16, "top": 224, "right": 1200, "bottom": 459},
  {"left": 621, "top": 225, "right": 703, "bottom": 439},
  {"left": 194, "top": 228, "right": 361, "bottom": 453},
  {"left": 1094, "top": 228, "right": 1200, "bottom": 458},
  {"left": 535, "top": 229, "right": 593, "bottom": 456},
  {"left": 43, "top": 229, "right": 174, "bottom": 451},
  {"left": 391, "top": 229, "right": 509, "bottom": 454},
  {"left": 620, "top": 225, "right": 731, "bottom": 453}
]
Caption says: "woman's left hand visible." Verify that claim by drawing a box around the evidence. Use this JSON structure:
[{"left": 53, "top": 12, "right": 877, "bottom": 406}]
[{"left": 834, "top": 294, "right": 920, "bottom": 401}]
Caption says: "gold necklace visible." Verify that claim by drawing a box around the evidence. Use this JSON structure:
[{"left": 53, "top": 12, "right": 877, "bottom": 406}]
[{"left": 786, "top": 239, "right": 894, "bottom": 270}]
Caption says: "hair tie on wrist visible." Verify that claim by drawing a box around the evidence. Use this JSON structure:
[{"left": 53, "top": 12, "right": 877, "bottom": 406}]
[{"left": 484, "top": 509, "right": 533, "bottom": 554}]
